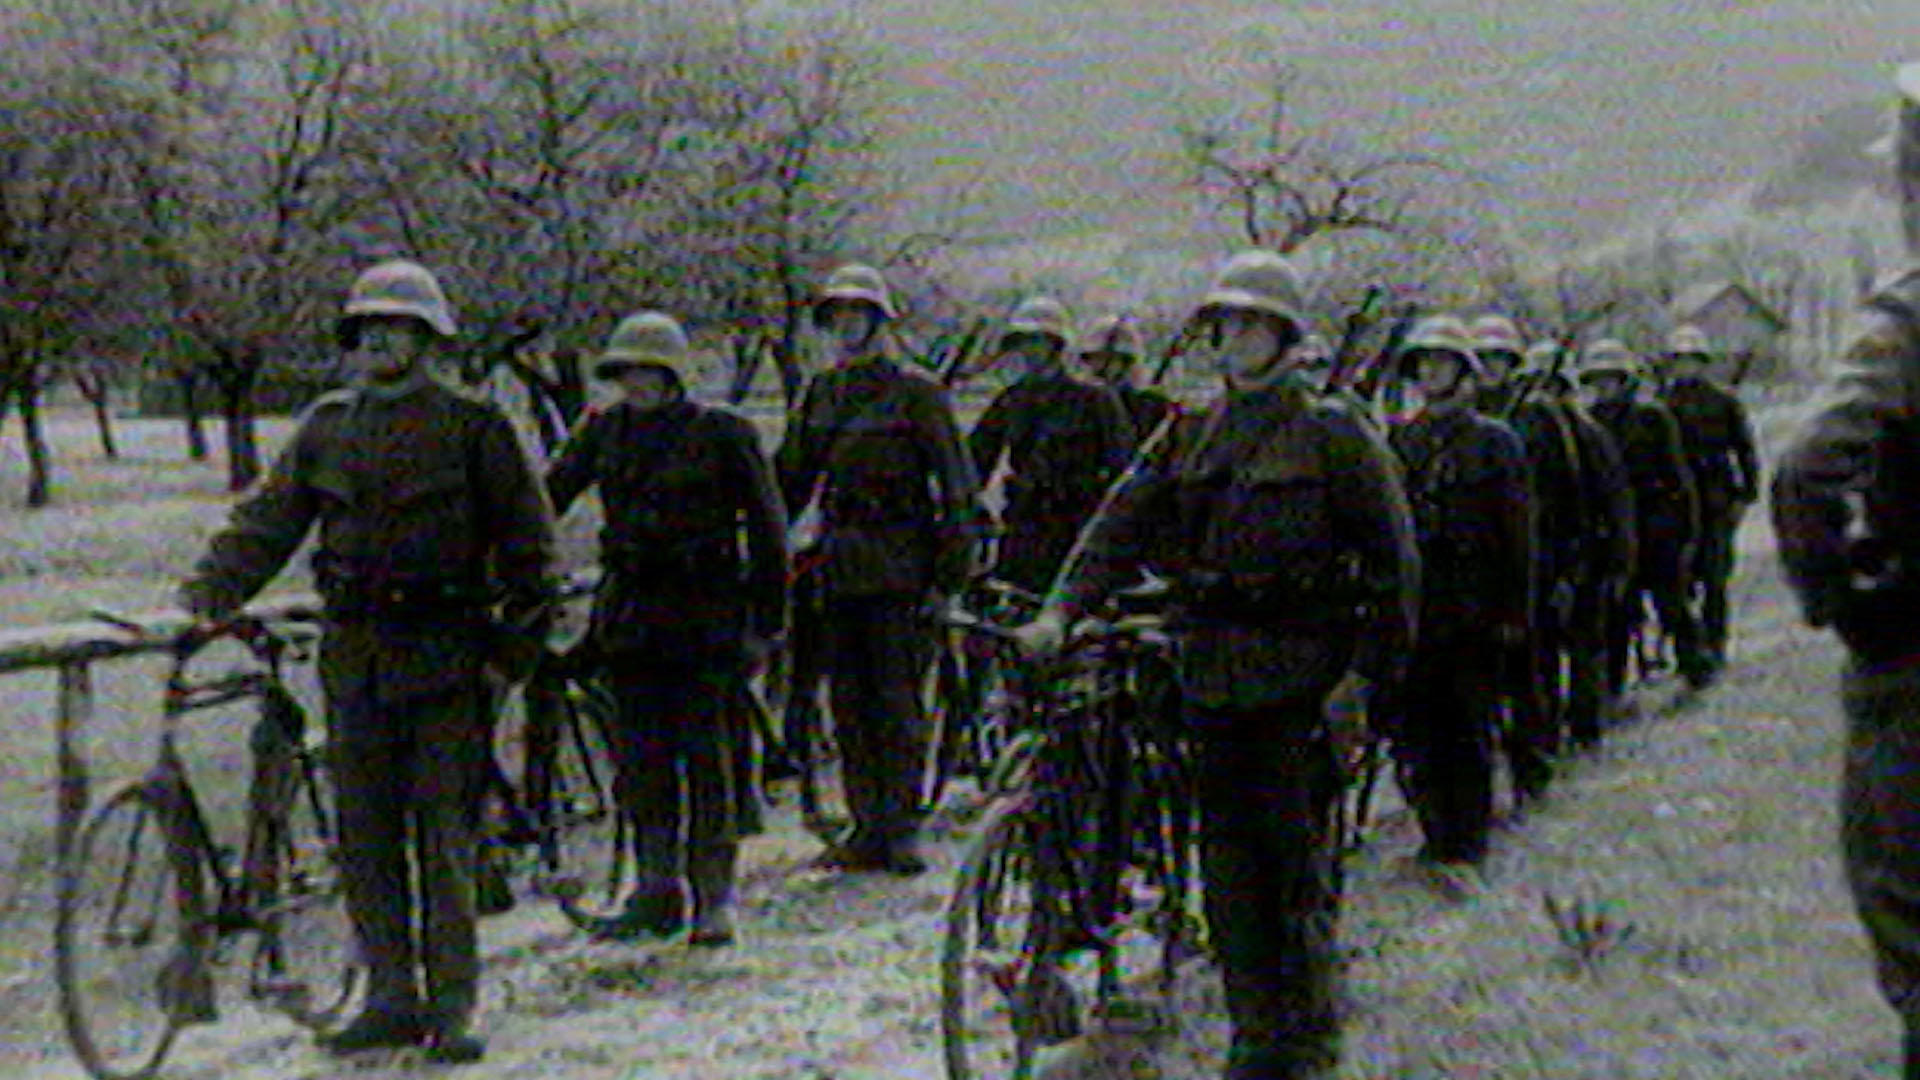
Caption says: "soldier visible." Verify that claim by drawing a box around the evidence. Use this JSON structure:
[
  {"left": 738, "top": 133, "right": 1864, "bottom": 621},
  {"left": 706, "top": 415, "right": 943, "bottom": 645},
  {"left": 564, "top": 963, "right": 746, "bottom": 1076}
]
[
  {"left": 178, "top": 260, "right": 558, "bottom": 1064},
  {"left": 545, "top": 312, "right": 787, "bottom": 947},
  {"left": 776, "top": 263, "right": 984, "bottom": 875},
  {"left": 1079, "top": 313, "right": 1173, "bottom": 445},
  {"left": 1773, "top": 61, "right": 1920, "bottom": 1080},
  {"left": 1579, "top": 340, "right": 1712, "bottom": 694},
  {"left": 1657, "top": 324, "right": 1760, "bottom": 678},
  {"left": 968, "top": 296, "right": 1135, "bottom": 594},
  {"left": 1016, "top": 249, "right": 1419, "bottom": 1079},
  {"left": 1385, "top": 316, "right": 1533, "bottom": 871},
  {"left": 1531, "top": 342, "right": 1638, "bottom": 749},
  {"left": 1467, "top": 315, "right": 1579, "bottom": 804}
]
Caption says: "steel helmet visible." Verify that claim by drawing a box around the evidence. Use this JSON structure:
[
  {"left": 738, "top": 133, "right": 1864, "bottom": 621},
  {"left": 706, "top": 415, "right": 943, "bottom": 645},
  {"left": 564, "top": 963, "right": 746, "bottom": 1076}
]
[
  {"left": 1003, "top": 295, "right": 1072, "bottom": 347},
  {"left": 1192, "top": 249, "right": 1308, "bottom": 331},
  {"left": 341, "top": 259, "right": 457, "bottom": 338},
  {"left": 1579, "top": 338, "right": 1642, "bottom": 381},
  {"left": 594, "top": 311, "right": 691, "bottom": 380},
  {"left": 1398, "top": 314, "right": 1485, "bottom": 377},
  {"left": 1664, "top": 324, "right": 1713, "bottom": 358},
  {"left": 813, "top": 263, "right": 897, "bottom": 323},
  {"left": 1078, "top": 313, "right": 1144, "bottom": 359},
  {"left": 1469, "top": 314, "right": 1526, "bottom": 357}
]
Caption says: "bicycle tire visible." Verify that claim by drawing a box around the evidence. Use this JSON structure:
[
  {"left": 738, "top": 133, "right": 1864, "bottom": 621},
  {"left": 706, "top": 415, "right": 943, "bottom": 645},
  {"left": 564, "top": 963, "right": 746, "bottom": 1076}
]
[
  {"left": 535, "top": 676, "right": 630, "bottom": 922},
  {"left": 942, "top": 802, "right": 1063, "bottom": 1080},
  {"left": 251, "top": 751, "right": 360, "bottom": 1029},
  {"left": 56, "top": 784, "right": 202, "bottom": 1080},
  {"left": 927, "top": 645, "right": 1010, "bottom": 818}
]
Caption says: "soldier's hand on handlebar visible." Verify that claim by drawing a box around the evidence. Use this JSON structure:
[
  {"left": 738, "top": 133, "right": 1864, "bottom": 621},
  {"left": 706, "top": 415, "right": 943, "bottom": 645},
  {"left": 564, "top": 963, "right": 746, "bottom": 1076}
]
[{"left": 1011, "top": 608, "right": 1070, "bottom": 657}]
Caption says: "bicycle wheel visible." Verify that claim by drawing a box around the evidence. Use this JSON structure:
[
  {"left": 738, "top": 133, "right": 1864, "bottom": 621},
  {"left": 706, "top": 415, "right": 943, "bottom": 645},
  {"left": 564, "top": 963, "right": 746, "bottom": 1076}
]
[
  {"left": 534, "top": 677, "right": 630, "bottom": 921},
  {"left": 57, "top": 785, "right": 201, "bottom": 1080},
  {"left": 252, "top": 753, "right": 359, "bottom": 1029},
  {"left": 942, "top": 803, "right": 1085, "bottom": 1080}
]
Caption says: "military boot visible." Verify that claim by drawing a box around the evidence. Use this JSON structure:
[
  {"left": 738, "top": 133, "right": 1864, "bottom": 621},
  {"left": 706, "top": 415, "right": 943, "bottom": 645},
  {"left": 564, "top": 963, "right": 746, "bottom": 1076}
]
[
  {"left": 318, "top": 994, "right": 430, "bottom": 1056},
  {"left": 687, "top": 842, "right": 740, "bottom": 948}
]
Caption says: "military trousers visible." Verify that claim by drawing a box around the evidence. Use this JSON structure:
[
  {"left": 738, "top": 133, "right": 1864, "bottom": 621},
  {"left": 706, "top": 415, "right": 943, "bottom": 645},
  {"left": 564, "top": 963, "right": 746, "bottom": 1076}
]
[
  {"left": 1841, "top": 655, "right": 1920, "bottom": 1045},
  {"left": 1694, "top": 500, "right": 1743, "bottom": 667},
  {"left": 602, "top": 654, "right": 755, "bottom": 884},
  {"left": 782, "top": 565, "right": 831, "bottom": 764},
  {"left": 1387, "top": 635, "right": 1499, "bottom": 865},
  {"left": 825, "top": 596, "right": 939, "bottom": 852},
  {"left": 1501, "top": 598, "right": 1564, "bottom": 804},
  {"left": 1190, "top": 700, "right": 1344, "bottom": 1080},
  {"left": 329, "top": 679, "right": 490, "bottom": 1025},
  {"left": 1563, "top": 578, "right": 1617, "bottom": 748}
]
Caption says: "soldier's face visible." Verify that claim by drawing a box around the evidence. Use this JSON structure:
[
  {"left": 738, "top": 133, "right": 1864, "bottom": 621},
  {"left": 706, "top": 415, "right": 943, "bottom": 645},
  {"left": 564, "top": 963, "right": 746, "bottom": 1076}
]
[
  {"left": 1412, "top": 352, "right": 1472, "bottom": 403},
  {"left": 1002, "top": 334, "right": 1062, "bottom": 375},
  {"left": 1581, "top": 373, "right": 1629, "bottom": 402},
  {"left": 614, "top": 365, "right": 676, "bottom": 408},
  {"left": 1212, "top": 310, "right": 1288, "bottom": 380},
  {"left": 348, "top": 317, "right": 434, "bottom": 383},
  {"left": 821, "top": 304, "right": 880, "bottom": 358}
]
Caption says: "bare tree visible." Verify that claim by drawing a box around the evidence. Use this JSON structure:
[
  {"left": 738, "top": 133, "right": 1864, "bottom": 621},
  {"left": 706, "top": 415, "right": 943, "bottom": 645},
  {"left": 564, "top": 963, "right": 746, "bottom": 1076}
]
[
  {"left": 0, "top": 8, "right": 145, "bottom": 506},
  {"left": 1177, "top": 63, "right": 1449, "bottom": 254}
]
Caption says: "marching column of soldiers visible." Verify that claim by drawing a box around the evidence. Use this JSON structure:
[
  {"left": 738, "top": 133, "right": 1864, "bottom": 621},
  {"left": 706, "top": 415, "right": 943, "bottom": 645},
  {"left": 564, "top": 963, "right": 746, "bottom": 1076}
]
[{"left": 170, "top": 105, "right": 1825, "bottom": 1080}]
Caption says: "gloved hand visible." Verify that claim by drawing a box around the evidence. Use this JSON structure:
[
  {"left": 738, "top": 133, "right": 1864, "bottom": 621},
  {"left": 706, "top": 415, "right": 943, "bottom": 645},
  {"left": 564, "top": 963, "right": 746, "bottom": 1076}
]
[{"left": 1322, "top": 671, "right": 1376, "bottom": 782}]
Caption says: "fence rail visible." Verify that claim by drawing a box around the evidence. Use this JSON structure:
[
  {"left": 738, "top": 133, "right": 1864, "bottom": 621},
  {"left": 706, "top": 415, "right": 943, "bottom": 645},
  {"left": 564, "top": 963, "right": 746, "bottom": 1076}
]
[{"left": 0, "top": 594, "right": 322, "bottom": 859}]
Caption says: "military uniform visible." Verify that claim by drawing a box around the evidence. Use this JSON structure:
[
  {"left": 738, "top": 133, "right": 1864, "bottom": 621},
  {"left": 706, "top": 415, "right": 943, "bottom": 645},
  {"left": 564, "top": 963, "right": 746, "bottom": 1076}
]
[
  {"left": 181, "top": 376, "right": 557, "bottom": 1043},
  {"left": 1476, "top": 381, "right": 1582, "bottom": 800},
  {"left": 776, "top": 352, "right": 982, "bottom": 865},
  {"left": 1053, "top": 370, "right": 1418, "bottom": 1078},
  {"left": 1388, "top": 403, "right": 1533, "bottom": 860},
  {"left": 547, "top": 389, "right": 786, "bottom": 940},
  {"left": 969, "top": 371, "right": 1134, "bottom": 593},
  {"left": 1661, "top": 371, "right": 1759, "bottom": 671},
  {"left": 1559, "top": 400, "right": 1638, "bottom": 746},
  {"left": 1587, "top": 394, "right": 1711, "bottom": 690},
  {"left": 1775, "top": 262, "right": 1920, "bottom": 1074}
]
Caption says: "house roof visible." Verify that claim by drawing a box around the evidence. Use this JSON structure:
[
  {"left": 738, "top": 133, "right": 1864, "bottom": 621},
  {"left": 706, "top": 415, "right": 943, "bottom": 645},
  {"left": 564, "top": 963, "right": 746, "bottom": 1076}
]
[{"left": 1671, "top": 280, "right": 1790, "bottom": 333}]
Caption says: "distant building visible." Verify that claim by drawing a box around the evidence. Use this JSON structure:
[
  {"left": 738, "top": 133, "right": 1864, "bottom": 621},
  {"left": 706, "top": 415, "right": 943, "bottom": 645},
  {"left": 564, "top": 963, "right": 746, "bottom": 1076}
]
[{"left": 1670, "top": 280, "right": 1791, "bottom": 383}]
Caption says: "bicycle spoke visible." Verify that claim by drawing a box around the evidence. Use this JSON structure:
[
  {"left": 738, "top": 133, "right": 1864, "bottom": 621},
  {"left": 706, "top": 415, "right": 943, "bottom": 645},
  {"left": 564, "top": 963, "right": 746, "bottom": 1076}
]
[
  {"left": 253, "top": 754, "right": 359, "bottom": 1029},
  {"left": 58, "top": 787, "right": 196, "bottom": 1080}
]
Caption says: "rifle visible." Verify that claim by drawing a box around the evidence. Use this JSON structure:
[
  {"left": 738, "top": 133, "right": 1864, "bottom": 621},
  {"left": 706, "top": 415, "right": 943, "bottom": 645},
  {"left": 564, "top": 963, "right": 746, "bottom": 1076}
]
[
  {"left": 1326, "top": 285, "right": 1386, "bottom": 394},
  {"left": 935, "top": 315, "right": 993, "bottom": 387},
  {"left": 1354, "top": 302, "right": 1421, "bottom": 412},
  {"left": 1148, "top": 322, "right": 1204, "bottom": 388}
]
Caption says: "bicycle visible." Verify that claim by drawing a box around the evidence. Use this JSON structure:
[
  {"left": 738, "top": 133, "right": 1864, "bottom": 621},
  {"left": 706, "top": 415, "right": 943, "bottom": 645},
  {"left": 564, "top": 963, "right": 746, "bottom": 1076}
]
[
  {"left": 936, "top": 597, "right": 1201, "bottom": 1080},
  {"left": 57, "top": 609, "right": 357, "bottom": 1080},
  {"left": 475, "top": 575, "right": 630, "bottom": 933},
  {"left": 922, "top": 577, "right": 1045, "bottom": 821}
]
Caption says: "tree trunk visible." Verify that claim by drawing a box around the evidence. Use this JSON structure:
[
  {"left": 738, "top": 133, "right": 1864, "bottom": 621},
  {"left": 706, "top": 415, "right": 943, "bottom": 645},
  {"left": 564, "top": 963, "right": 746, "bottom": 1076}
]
[
  {"left": 16, "top": 378, "right": 53, "bottom": 508},
  {"left": 213, "top": 358, "right": 261, "bottom": 492},
  {"left": 75, "top": 371, "right": 119, "bottom": 460},
  {"left": 179, "top": 369, "right": 208, "bottom": 461}
]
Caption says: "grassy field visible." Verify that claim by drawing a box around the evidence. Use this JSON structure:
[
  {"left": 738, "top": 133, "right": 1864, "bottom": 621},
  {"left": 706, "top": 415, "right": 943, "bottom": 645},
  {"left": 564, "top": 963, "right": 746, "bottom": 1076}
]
[{"left": 1, "top": 396, "right": 1908, "bottom": 1078}]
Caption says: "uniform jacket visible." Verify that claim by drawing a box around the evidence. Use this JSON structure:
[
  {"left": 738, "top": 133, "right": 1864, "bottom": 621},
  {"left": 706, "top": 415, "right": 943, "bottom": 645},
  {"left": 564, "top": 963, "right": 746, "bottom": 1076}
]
[
  {"left": 180, "top": 377, "right": 559, "bottom": 703},
  {"left": 1562, "top": 400, "right": 1639, "bottom": 588},
  {"left": 968, "top": 370, "right": 1134, "bottom": 515},
  {"left": 1662, "top": 376, "right": 1760, "bottom": 509},
  {"left": 1589, "top": 397, "right": 1700, "bottom": 558},
  {"left": 1390, "top": 405, "right": 1534, "bottom": 639},
  {"left": 776, "top": 354, "right": 983, "bottom": 600},
  {"left": 547, "top": 396, "right": 787, "bottom": 655},
  {"left": 1481, "top": 388, "right": 1586, "bottom": 596},
  {"left": 1054, "top": 374, "right": 1420, "bottom": 709},
  {"left": 1774, "top": 268, "right": 1920, "bottom": 652}
]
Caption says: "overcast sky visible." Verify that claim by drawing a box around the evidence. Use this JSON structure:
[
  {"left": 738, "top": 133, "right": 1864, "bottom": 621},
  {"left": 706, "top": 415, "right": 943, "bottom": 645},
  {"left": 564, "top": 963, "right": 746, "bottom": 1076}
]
[{"left": 837, "top": 0, "right": 1920, "bottom": 253}]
